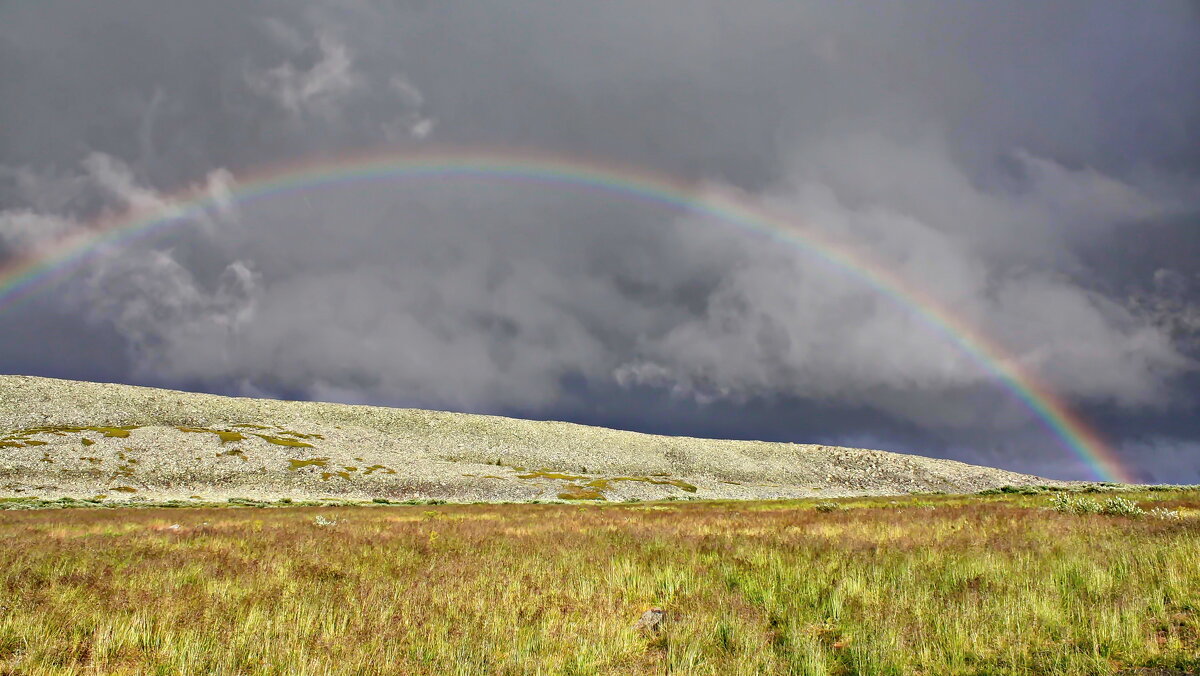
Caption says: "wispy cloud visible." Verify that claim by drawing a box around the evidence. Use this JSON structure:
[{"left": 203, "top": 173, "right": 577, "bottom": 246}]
[{"left": 246, "top": 33, "right": 362, "bottom": 120}]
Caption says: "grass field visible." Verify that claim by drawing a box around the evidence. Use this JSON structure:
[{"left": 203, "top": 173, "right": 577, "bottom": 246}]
[{"left": 1, "top": 489, "right": 1198, "bottom": 675}]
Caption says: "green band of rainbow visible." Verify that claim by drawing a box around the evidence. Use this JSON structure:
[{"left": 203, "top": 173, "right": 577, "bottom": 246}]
[{"left": 0, "top": 147, "right": 1132, "bottom": 482}]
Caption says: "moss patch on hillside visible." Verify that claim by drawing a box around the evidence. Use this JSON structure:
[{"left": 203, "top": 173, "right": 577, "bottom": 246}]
[
  {"left": 2, "top": 425, "right": 140, "bottom": 444},
  {"left": 289, "top": 458, "right": 331, "bottom": 470},
  {"left": 586, "top": 477, "right": 698, "bottom": 493},
  {"left": 516, "top": 470, "right": 586, "bottom": 481},
  {"left": 512, "top": 468, "right": 698, "bottom": 498},
  {"left": 178, "top": 427, "right": 247, "bottom": 444},
  {"left": 557, "top": 485, "right": 606, "bottom": 500},
  {"left": 254, "top": 434, "right": 314, "bottom": 448}
]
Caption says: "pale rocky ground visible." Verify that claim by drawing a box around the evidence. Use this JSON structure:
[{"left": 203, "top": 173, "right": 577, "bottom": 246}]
[{"left": 0, "top": 375, "right": 1072, "bottom": 504}]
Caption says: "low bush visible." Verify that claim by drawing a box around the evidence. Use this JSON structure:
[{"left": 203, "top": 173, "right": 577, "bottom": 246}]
[
  {"left": 1049, "top": 494, "right": 1102, "bottom": 514},
  {"left": 1101, "top": 496, "right": 1145, "bottom": 517},
  {"left": 1148, "top": 506, "right": 1182, "bottom": 520},
  {"left": 1050, "top": 494, "right": 1149, "bottom": 517}
]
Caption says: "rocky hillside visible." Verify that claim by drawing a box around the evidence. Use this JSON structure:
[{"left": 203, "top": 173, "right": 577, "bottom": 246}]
[{"left": 0, "top": 375, "right": 1068, "bottom": 503}]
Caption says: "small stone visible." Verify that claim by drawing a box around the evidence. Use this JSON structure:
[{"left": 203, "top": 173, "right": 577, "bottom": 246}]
[{"left": 634, "top": 607, "right": 665, "bottom": 633}]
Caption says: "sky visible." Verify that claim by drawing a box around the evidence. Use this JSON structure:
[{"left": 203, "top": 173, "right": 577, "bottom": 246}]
[{"left": 1, "top": 1, "right": 1199, "bottom": 482}]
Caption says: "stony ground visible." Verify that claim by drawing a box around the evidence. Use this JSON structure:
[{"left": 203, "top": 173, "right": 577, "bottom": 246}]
[{"left": 0, "top": 375, "right": 1071, "bottom": 503}]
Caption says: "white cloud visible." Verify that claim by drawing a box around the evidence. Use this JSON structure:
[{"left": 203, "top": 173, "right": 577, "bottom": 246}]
[
  {"left": 246, "top": 32, "right": 362, "bottom": 119},
  {"left": 82, "top": 153, "right": 171, "bottom": 213},
  {"left": 409, "top": 117, "right": 436, "bottom": 140},
  {"left": 0, "top": 210, "right": 75, "bottom": 253}
]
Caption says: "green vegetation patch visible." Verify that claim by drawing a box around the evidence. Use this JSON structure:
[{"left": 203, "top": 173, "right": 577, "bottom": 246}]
[
  {"left": 288, "top": 457, "right": 331, "bottom": 470},
  {"left": 3, "top": 425, "right": 139, "bottom": 440},
  {"left": 517, "top": 470, "right": 587, "bottom": 481},
  {"left": 363, "top": 464, "right": 396, "bottom": 476},
  {"left": 89, "top": 426, "right": 138, "bottom": 438},
  {"left": 585, "top": 477, "right": 698, "bottom": 493},
  {"left": 254, "top": 434, "right": 313, "bottom": 448},
  {"left": 276, "top": 430, "right": 325, "bottom": 440},
  {"left": 177, "top": 427, "right": 247, "bottom": 443},
  {"left": 169, "top": 426, "right": 321, "bottom": 447},
  {"left": 557, "top": 484, "right": 606, "bottom": 500},
  {"left": 515, "top": 469, "right": 699, "bottom": 498}
]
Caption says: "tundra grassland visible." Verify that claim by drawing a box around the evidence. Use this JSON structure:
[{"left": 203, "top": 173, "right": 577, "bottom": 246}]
[{"left": 1, "top": 489, "right": 1198, "bottom": 675}]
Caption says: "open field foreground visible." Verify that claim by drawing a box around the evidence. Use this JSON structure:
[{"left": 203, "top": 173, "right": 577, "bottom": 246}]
[{"left": 1, "top": 489, "right": 1198, "bottom": 675}]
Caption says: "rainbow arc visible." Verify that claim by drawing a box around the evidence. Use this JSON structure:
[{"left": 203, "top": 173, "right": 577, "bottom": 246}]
[{"left": 0, "top": 146, "right": 1131, "bottom": 482}]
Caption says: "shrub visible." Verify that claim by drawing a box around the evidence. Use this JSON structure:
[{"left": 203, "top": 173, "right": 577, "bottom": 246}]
[
  {"left": 1148, "top": 506, "right": 1181, "bottom": 520},
  {"left": 814, "top": 501, "right": 842, "bottom": 513},
  {"left": 227, "top": 497, "right": 268, "bottom": 508},
  {"left": 1101, "top": 497, "right": 1145, "bottom": 517},
  {"left": 1082, "top": 483, "right": 1122, "bottom": 493},
  {"left": 1049, "top": 494, "right": 1102, "bottom": 515}
]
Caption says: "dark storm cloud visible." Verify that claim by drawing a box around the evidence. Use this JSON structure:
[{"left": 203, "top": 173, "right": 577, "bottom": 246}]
[{"left": 2, "top": 0, "right": 1199, "bottom": 479}]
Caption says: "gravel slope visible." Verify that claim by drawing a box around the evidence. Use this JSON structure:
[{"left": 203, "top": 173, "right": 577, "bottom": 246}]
[{"left": 0, "top": 375, "right": 1069, "bottom": 503}]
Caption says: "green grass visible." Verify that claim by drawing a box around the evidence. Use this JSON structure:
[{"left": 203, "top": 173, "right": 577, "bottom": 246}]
[
  {"left": 177, "top": 427, "right": 247, "bottom": 444},
  {"left": 0, "top": 490, "right": 1197, "bottom": 674}
]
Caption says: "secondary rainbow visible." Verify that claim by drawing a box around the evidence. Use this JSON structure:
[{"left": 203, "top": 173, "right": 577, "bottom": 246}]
[{"left": 0, "top": 146, "right": 1133, "bottom": 482}]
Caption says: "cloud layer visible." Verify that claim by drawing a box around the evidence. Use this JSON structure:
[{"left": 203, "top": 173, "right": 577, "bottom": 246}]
[{"left": 2, "top": 1, "right": 1199, "bottom": 479}]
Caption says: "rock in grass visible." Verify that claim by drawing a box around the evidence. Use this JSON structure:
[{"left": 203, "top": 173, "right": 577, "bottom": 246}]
[{"left": 634, "top": 608, "right": 665, "bottom": 633}]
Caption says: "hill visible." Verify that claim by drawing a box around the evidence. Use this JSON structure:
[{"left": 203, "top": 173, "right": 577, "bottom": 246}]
[{"left": 0, "top": 375, "right": 1068, "bottom": 503}]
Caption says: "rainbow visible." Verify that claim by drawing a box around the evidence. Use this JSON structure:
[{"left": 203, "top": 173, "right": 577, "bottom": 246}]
[{"left": 0, "top": 146, "right": 1132, "bottom": 482}]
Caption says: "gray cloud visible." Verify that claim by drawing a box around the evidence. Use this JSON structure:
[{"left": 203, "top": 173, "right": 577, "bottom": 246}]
[
  {"left": 2, "top": 0, "right": 1199, "bottom": 478},
  {"left": 1129, "top": 268, "right": 1200, "bottom": 356}
]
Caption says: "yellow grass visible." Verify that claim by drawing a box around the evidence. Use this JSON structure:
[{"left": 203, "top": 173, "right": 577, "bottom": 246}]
[{"left": 0, "top": 490, "right": 1198, "bottom": 675}]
